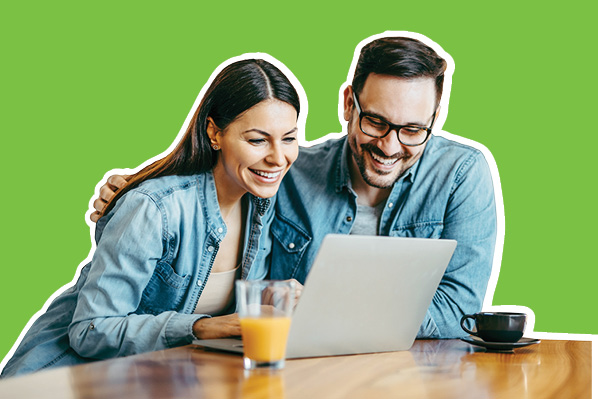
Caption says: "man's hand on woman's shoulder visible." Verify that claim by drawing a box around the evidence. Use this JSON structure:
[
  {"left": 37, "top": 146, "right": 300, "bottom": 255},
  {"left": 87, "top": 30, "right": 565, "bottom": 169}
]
[{"left": 90, "top": 174, "right": 129, "bottom": 223}]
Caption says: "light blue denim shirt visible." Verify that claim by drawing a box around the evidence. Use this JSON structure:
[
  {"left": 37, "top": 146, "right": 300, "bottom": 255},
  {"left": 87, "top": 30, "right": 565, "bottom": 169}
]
[
  {"left": 1, "top": 172, "right": 273, "bottom": 378},
  {"left": 270, "top": 135, "right": 497, "bottom": 339}
]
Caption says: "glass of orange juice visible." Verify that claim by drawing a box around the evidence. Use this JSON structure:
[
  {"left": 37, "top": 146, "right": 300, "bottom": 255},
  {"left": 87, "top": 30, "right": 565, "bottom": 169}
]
[{"left": 236, "top": 280, "right": 297, "bottom": 370}]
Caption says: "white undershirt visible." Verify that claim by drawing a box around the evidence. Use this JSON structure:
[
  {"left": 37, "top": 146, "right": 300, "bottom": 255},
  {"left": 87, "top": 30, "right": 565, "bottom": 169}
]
[{"left": 193, "top": 265, "right": 241, "bottom": 316}]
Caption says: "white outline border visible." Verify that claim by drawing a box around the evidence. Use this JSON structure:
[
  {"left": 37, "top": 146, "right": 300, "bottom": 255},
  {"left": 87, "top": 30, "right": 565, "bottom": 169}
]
[{"left": 2, "top": 34, "right": 594, "bottom": 390}]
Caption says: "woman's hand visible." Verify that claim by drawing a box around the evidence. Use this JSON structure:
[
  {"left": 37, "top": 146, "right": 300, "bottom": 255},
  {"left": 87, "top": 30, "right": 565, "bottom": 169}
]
[
  {"left": 289, "top": 279, "right": 304, "bottom": 305},
  {"left": 192, "top": 314, "right": 241, "bottom": 339},
  {"left": 90, "top": 174, "right": 129, "bottom": 222},
  {"left": 262, "top": 279, "right": 304, "bottom": 308}
]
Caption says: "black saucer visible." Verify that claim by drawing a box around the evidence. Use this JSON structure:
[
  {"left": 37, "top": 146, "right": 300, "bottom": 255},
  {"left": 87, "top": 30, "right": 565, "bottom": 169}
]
[{"left": 460, "top": 335, "right": 540, "bottom": 352}]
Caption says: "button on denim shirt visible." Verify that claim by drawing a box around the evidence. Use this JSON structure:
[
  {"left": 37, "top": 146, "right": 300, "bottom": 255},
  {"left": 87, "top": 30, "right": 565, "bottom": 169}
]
[
  {"left": 270, "top": 135, "right": 497, "bottom": 339},
  {"left": 2, "top": 173, "right": 273, "bottom": 378}
]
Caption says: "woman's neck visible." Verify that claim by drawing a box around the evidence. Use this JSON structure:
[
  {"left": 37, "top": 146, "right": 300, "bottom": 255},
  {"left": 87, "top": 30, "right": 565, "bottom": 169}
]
[{"left": 212, "top": 163, "right": 246, "bottom": 220}]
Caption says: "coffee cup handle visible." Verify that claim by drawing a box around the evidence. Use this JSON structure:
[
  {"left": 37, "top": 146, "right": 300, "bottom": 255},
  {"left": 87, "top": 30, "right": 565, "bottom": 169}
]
[{"left": 460, "top": 314, "right": 478, "bottom": 336}]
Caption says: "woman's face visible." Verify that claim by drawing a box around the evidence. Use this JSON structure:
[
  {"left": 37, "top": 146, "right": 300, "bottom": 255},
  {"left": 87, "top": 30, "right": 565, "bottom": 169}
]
[{"left": 210, "top": 99, "right": 299, "bottom": 200}]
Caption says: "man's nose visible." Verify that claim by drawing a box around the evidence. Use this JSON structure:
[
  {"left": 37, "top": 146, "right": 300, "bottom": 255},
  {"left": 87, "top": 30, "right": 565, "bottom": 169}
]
[{"left": 377, "top": 129, "right": 403, "bottom": 155}]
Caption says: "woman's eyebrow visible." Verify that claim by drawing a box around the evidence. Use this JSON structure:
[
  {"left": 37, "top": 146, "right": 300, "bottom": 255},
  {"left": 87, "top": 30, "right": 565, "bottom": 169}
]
[
  {"left": 243, "top": 127, "right": 298, "bottom": 136},
  {"left": 243, "top": 129, "right": 270, "bottom": 135}
]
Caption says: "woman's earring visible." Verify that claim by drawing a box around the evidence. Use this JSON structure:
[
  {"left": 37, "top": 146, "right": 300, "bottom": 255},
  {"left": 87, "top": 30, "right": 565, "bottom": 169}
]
[{"left": 212, "top": 144, "right": 220, "bottom": 150}]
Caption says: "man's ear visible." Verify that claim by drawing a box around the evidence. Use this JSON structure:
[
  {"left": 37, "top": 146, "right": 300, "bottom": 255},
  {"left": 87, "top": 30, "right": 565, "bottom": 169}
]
[
  {"left": 432, "top": 105, "right": 441, "bottom": 128},
  {"left": 206, "top": 117, "right": 220, "bottom": 147},
  {"left": 343, "top": 85, "right": 354, "bottom": 122}
]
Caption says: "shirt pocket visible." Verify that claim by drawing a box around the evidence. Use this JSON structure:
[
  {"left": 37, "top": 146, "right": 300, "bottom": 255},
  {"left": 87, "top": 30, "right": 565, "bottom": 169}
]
[
  {"left": 137, "top": 261, "right": 191, "bottom": 315},
  {"left": 270, "top": 214, "right": 311, "bottom": 281},
  {"left": 391, "top": 221, "right": 444, "bottom": 238}
]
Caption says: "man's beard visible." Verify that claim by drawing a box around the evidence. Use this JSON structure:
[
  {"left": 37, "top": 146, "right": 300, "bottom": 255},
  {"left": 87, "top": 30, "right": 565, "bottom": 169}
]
[{"left": 348, "top": 134, "right": 408, "bottom": 189}]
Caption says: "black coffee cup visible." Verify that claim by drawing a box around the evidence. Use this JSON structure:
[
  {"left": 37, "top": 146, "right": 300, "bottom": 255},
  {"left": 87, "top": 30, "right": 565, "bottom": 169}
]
[{"left": 460, "top": 312, "right": 526, "bottom": 343}]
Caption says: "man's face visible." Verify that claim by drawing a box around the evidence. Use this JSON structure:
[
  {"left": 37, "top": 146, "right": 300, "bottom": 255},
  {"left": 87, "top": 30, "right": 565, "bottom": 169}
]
[{"left": 344, "top": 74, "right": 437, "bottom": 189}]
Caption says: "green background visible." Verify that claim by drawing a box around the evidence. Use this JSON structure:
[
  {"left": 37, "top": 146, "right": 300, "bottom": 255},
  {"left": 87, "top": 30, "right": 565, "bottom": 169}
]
[{"left": 1, "top": 1, "right": 596, "bottom": 363}]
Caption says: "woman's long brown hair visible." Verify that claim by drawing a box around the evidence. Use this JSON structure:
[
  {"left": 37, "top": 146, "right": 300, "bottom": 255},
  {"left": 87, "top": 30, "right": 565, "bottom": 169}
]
[{"left": 100, "top": 59, "right": 300, "bottom": 217}]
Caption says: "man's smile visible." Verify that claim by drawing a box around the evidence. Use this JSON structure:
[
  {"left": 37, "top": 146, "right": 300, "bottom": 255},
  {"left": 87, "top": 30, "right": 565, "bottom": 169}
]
[{"left": 361, "top": 143, "right": 405, "bottom": 171}]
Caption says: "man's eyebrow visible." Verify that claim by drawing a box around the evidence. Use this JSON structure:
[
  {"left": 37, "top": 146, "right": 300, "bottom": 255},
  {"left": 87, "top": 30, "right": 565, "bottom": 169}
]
[{"left": 243, "top": 127, "right": 298, "bottom": 135}]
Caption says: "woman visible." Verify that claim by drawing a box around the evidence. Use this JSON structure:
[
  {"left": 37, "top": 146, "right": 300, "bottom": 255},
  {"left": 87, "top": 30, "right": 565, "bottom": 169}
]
[{"left": 1, "top": 58, "right": 302, "bottom": 377}]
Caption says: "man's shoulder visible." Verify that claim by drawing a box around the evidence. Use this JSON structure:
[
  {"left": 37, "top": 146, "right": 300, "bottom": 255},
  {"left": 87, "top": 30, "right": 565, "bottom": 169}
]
[
  {"left": 297, "top": 135, "right": 346, "bottom": 159},
  {"left": 278, "top": 135, "right": 347, "bottom": 205},
  {"left": 284, "top": 136, "right": 346, "bottom": 185},
  {"left": 291, "top": 135, "right": 345, "bottom": 173},
  {"left": 427, "top": 134, "right": 484, "bottom": 157},
  {"left": 424, "top": 134, "right": 490, "bottom": 171},
  {"left": 419, "top": 134, "right": 493, "bottom": 188}
]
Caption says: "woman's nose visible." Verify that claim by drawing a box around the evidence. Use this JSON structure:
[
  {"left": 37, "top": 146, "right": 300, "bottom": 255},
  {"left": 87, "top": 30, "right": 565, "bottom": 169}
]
[{"left": 266, "top": 144, "right": 285, "bottom": 166}]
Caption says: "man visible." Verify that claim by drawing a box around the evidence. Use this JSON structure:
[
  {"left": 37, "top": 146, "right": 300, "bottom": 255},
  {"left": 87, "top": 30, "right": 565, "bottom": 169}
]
[{"left": 92, "top": 33, "right": 499, "bottom": 339}]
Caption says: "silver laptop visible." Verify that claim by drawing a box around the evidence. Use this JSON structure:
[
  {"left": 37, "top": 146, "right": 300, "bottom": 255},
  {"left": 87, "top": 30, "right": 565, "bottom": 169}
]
[{"left": 193, "top": 234, "right": 456, "bottom": 358}]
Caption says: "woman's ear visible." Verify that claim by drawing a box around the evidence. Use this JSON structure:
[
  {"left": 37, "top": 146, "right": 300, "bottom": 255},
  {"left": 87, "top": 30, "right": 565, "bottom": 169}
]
[{"left": 206, "top": 117, "right": 220, "bottom": 148}]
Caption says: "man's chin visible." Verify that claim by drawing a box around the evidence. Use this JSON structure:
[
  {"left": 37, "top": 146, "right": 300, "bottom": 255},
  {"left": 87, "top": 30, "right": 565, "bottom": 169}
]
[
  {"left": 361, "top": 170, "right": 398, "bottom": 189},
  {"left": 360, "top": 158, "right": 405, "bottom": 188}
]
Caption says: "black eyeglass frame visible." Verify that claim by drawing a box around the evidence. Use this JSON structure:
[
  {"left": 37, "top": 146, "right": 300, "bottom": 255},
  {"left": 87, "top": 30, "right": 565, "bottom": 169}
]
[{"left": 352, "top": 92, "right": 436, "bottom": 147}]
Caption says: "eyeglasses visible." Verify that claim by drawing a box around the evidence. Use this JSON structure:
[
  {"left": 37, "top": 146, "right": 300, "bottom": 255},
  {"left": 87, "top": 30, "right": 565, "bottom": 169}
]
[{"left": 352, "top": 92, "right": 436, "bottom": 146}]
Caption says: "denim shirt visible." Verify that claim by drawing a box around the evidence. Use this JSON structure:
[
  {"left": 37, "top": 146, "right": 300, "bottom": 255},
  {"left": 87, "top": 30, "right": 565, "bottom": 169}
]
[
  {"left": 270, "top": 135, "right": 497, "bottom": 339},
  {"left": 1, "top": 172, "right": 273, "bottom": 378}
]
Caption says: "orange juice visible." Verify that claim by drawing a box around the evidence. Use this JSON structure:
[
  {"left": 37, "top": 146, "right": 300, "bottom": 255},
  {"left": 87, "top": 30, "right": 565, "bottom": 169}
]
[{"left": 239, "top": 317, "right": 292, "bottom": 362}]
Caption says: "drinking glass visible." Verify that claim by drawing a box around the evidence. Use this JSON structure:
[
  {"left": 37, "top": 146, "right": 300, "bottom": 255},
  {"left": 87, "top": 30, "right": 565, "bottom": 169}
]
[{"left": 236, "top": 280, "right": 296, "bottom": 370}]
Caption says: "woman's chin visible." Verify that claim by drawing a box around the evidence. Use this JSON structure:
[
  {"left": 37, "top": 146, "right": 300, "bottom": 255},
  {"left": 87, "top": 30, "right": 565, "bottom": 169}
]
[{"left": 247, "top": 184, "right": 280, "bottom": 199}]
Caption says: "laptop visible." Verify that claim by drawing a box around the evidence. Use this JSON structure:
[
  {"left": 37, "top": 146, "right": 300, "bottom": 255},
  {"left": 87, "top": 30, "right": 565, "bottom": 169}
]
[{"left": 193, "top": 234, "right": 457, "bottom": 358}]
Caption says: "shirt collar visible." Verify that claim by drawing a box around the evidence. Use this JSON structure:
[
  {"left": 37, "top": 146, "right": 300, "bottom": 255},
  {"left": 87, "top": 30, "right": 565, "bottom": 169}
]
[
  {"left": 249, "top": 196, "right": 272, "bottom": 217},
  {"left": 406, "top": 134, "right": 435, "bottom": 184},
  {"left": 203, "top": 171, "right": 272, "bottom": 237},
  {"left": 206, "top": 169, "right": 272, "bottom": 214},
  {"left": 335, "top": 137, "right": 353, "bottom": 193},
  {"left": 203, "top": 170, "right": 226, "bottom": 235}
]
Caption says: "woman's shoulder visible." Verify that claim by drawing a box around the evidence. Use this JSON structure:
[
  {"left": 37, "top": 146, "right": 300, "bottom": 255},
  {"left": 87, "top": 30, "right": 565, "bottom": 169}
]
[
  {"left": 132, "top": 174, "right": 205, "bottom": 201},
  {"left": 98, "top": 174, "right": 209, "bottom": 239},
  {"left": 109, "top": 174, "right": 209, "bottom": 218}
]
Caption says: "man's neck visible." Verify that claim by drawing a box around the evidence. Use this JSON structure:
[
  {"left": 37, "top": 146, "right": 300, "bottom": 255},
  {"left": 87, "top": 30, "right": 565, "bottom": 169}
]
[{"left": 348, "top": 158, "right": 392, "bottom": 207}]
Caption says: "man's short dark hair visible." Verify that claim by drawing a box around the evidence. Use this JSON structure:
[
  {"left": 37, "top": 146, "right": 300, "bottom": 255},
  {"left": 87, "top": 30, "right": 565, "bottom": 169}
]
[{"left": 352, "top": 37, "right": 447, "bottom": 105}]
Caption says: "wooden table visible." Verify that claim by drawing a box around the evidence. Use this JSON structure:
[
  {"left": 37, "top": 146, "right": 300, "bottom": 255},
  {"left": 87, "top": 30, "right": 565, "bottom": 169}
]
[{"left": 0, "top": 339, "right": 591, "bottom": 398}]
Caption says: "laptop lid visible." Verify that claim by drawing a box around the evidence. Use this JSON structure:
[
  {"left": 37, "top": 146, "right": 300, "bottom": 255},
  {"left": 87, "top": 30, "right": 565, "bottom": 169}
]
[
  {"left": 285, "top": 234, "right": 456, "bottom": 358},
  {"left": 194, "top": 234, "right": 456, "bottom": 358}
]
